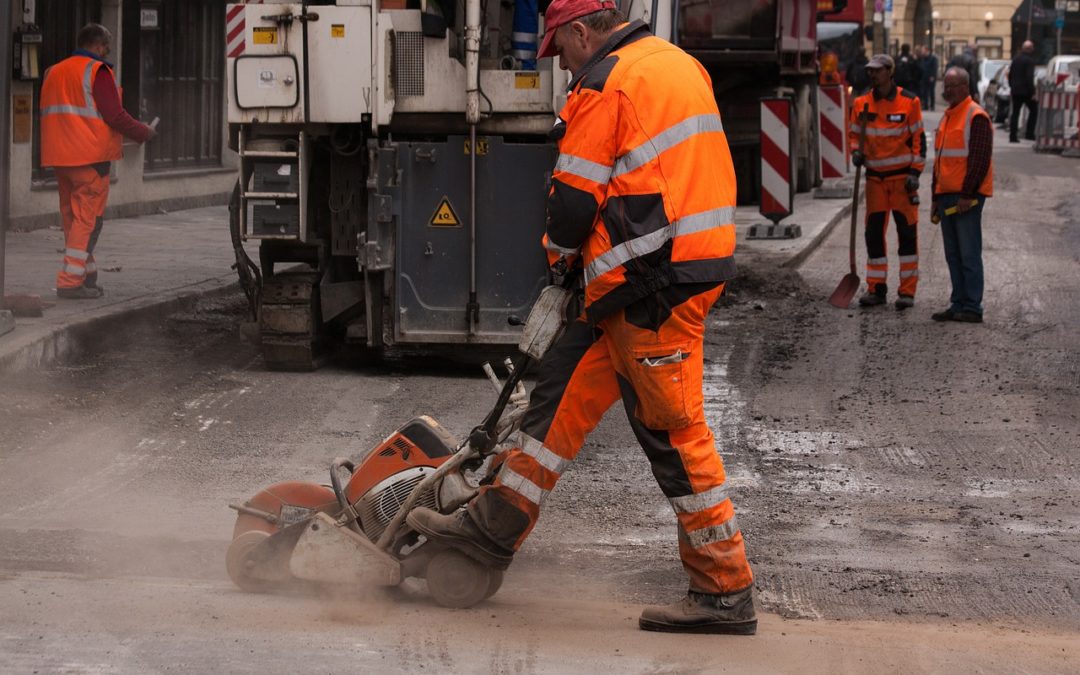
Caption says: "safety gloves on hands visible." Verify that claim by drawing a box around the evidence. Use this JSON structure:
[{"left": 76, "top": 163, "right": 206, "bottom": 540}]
[
  {"left": 904, "top": 174, "right": 919, "bottom": 193},
  {"left": 852, "top": 150, "right": 865, "bottom": 168}
]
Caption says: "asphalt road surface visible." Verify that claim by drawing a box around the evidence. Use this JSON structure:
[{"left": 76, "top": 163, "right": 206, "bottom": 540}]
[{"left": 1, "top": 119, "right": 1078, "bottom": 673}]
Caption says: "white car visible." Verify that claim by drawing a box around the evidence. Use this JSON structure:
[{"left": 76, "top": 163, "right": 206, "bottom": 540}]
[
  {"left": 977, "top": 59, "right": 1009, "bottom": 103},
  {"left": 1039, "top": 55, "right": 1080, "bottom": 90}
]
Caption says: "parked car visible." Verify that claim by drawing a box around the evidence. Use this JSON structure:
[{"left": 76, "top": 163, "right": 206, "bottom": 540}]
[
  {"left": 977, "top": 59, "right": 1009, "bottom": 103},
  {"left": 1039, "top": 55, "right": 1080, "bottom": 90},
  {"left": 985, "top": 65, "right": 1011, "bottom": 124}
]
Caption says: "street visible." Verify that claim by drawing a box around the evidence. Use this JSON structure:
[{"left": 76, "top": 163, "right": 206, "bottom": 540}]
[{"left": 1, "top": 117, "right": 1078, "bottom": 673}]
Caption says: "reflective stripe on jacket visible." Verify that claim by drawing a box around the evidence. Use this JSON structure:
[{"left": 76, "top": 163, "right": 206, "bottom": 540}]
[
  {"left": 545, "top": 21, "right": 737, "bottom": 324},
  {"left": 933, "top": 96, "right": 994, "bottom": 197},
  {"left": 849, "top": 86, "right": 926, "bottom": 179},
  {"left": 40, "top": 55, "right": 123, "bottom": 167}
]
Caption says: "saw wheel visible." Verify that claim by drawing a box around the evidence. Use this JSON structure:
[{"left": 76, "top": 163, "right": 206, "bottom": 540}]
[
  {"left": 226, "top": 530, "right": 280, "bottom": 593},
  {"left": 425, "top": 549, "right": 497, "bottom": 609}
]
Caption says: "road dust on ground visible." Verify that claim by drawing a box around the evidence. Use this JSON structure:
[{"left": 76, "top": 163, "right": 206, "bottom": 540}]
[{"left": 1, "top": 143, "right": 1078, "bottom": 671}]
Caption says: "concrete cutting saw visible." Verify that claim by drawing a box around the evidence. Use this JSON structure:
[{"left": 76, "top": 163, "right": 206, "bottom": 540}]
[{"left": 226, "top": 278, "right": 574, "bottom": 608}]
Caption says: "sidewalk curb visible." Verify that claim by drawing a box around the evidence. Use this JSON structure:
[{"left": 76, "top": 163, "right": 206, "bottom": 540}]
[
  {"left": 780, "top": 199, "right": 852, "bottom": 270},
  {"left": 0, "top": 276, "right": 239, "bottom": 374}
]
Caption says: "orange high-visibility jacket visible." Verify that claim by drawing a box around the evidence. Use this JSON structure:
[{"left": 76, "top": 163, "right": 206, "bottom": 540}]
[
  {"left": 40, "top": 55, "right": 123, "bottom": 167},
  {"left": 543, "top": 20, "right": 737, "bottom": 323},
  {"left": 848, "top": 86, "right": 926, "bottom": 180},
  {"left": 933, "top": 96, "right": 994, "bottom": 197}
]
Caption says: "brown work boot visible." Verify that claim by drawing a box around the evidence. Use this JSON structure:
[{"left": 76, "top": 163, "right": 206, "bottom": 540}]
[
  {"left": 858, "top": 289, "right": 886, "bottom": 307},
  {"left": 639, "top": 587, "right": 757, "bottom": 635},
  {"left": 406, "top": 507, "right": 514, "bottom": 570}
]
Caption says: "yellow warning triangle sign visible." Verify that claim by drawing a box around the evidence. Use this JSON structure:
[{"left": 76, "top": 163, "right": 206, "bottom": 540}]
[{"left": 430, "top": 197, "right": 460, "bottom": 227}]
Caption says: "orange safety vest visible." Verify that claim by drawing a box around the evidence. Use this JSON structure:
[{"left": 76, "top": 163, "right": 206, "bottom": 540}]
[
  {"left": 933, "top": 96, "right": 994, "bottom": 197},
  {"left": 39, "top": 55, "right": 123, "bottom": 167},
  {"left": 848, "top": 86, "right": 926, "bottom": 179},
  {"left": 544, "top": 21, "right": 736, "bottom": 323}
]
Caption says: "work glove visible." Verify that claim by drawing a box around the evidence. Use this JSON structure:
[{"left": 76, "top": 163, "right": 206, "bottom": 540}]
[
  {"left": 904, "top": 175, "right": 919, "bottom": 193},
  {"left": 509, "top": 382, "right": 529, "bottom": 411},
  {"left": 851, "top": 150, "right": 864, "bottom": 168}
]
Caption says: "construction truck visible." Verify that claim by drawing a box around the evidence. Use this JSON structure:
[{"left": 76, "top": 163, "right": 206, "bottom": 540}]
[{"left": 225, "top": 0, "right": 819, "bottom": 370}]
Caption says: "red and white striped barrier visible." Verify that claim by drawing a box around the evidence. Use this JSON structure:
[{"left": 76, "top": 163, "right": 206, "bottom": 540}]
[
  {"left": 749, "top": 98, "right": 801, "bottom": 239},
  {"left": 817, "top": 85, "right": 848, "bottom": 178},
  {"left": 227, "top": 1, "right": 264, "bottom": 59},
  {"left": 1034, "top": 89, "right": 1079, "bottom": 153},
  {"left": 759, "top": 97, "right": 793, "bottom": 221}
]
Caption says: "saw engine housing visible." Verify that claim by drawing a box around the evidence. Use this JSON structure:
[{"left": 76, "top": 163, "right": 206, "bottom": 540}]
[{"left": 343, "top": 416, "right": 461, "bottom": 541}]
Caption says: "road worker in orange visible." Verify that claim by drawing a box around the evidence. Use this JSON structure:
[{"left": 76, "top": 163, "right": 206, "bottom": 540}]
[
  {"left": 40, "top": 23, "right": 156, "bottom": 299},
  {"left": 408, "top": 0, "right": 757, "bottom": 635},
  {"left": 930, "top": 67, "right": 993, "bottom": 323},
  {"left": 849, "top": 54, "right": 926, "bottom": 310}
]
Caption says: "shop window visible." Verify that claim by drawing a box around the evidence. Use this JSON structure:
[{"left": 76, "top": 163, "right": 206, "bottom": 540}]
[
  {"left": 975, "top": 37, "right": 1004, "bottom": 60},
  {"left": 132, "top": 0, "right": 225, "bottom": 172}
]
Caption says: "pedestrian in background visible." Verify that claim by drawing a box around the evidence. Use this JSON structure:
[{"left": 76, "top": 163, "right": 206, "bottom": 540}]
[
  {"left": 407, "top": 0, "right": 758, "bottom": 636},
  {"left": 848, "top": 48, "right": 871, "bottom": 95},
  {"left": 895, "top": 44, "right": 919, "bottom": 92},
  {"left": 39, "top": 23, "right": 156, "bottom": 299},
  {"left": 919, "top": 45, "right": 938, "bottom": 111},
  {"left": 1008, "top": 40, "right": 1038, "bottom": 143},
  {"left": 932, "top": 67, "right": 993, "bottom": 324},
  {"left": 946, "top": 45, "right": 979, "bottom": 101},
  {"left": 849, "top": 54, "right": 926, "bottom": 311}
]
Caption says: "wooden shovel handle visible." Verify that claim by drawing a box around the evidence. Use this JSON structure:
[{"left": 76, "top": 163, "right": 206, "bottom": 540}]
[{"left": 849, "top": 104, "right": 870, "bottom": 275}]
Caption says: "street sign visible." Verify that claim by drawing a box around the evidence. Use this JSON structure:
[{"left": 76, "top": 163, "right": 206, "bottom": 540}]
[{"left": 1055, "top": 15, "right": 1065, "bottom": 29}]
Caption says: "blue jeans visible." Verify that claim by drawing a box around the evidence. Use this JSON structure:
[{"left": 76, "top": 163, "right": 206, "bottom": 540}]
[{"left": 937, "top": 194, "right": 985, "bottom": 315}]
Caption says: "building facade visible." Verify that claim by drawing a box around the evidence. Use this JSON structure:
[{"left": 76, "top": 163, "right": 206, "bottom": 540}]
[
  {"left": 5, "top": 0, "right": 236, "bottom": 231},
  {"left": 868, "top": 0, "right": 1021, "bottom": 62}
]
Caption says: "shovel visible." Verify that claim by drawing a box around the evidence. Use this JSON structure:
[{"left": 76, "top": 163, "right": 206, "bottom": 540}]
[{"left": 828, "top": 104, "right": 869, "bottom": 309}]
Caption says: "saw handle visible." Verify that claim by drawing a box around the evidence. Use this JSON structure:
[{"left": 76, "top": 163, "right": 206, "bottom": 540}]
[{"left": 330, "top": 458, "right": 364, "bottom": 534}]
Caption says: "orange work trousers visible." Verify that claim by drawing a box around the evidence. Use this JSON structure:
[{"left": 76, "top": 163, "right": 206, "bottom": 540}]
[
  {"left": 55, "top": 165, "right": 110, "bottom": 290},
  {"left": 469, "top": 285, "right": 755, "bottom": 596},
  {"left": 864, "top": 176, "right": 919, "bottom": 297}
]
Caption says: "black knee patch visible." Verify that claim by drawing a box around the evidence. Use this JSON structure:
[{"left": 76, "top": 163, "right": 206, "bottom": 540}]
[
  {"left": 895, "top": 213, "right": 918, "bottom": 256},
  {"left": 470, "top": 490, "right": 532, "bottom": 550},
  {"left": 865, "top": 212, "right": 887, "bottom": 257}
]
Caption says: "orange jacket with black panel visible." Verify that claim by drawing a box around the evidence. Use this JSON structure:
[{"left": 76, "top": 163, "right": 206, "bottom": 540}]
[
  {"left": 848, "top": 85, "right": 926, "bottom": 181},
  {"left": 542, "top": 20, "right": 737, "bottom": 324}
]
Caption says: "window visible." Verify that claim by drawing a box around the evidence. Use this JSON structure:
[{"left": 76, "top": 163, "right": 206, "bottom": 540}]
[
  {"left": 975, "top": 37, "right": 1003, "bottom": 60},
  {"left": 137, "top": 0, "right": 225, "bottom": 171}
]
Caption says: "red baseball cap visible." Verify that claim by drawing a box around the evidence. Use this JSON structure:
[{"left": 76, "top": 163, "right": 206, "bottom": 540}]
[{"left": 537, "top": 0, "right": 618, "bottom": 60}]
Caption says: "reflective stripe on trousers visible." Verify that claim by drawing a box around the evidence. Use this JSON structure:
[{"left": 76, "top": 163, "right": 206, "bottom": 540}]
[
  {"left": 468, "top": 286, "right": 754, "bottom": 595},
  {"left": 55, "top": 165, "right": 109, "bottom": 290},
  {"left": 864, "top": 179, "right": 919, "bottom": 296}
]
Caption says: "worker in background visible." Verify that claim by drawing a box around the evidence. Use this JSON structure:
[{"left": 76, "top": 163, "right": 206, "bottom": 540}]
[
  {"left": 39, "top": 23, "right": 156, "bottom": 300},
  {"left": 931, "top": 67, "right": 993, "bottom": 324},
  {"left": 849, "top": 54, "right": 926, "bottom": 310},
  {"left": 512, "top": 0, "right": 540, "bottom": 69},
  {"left": 409, "top": 0, "right": 757, "bottom": 635}
]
